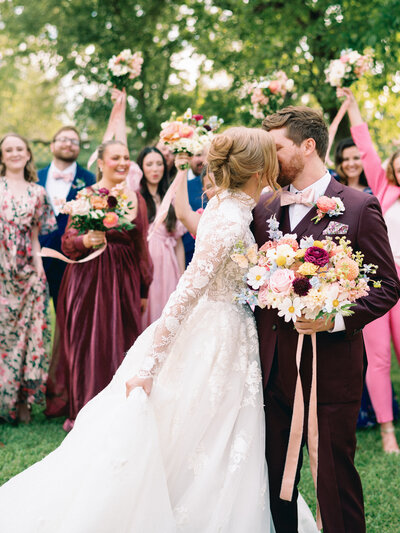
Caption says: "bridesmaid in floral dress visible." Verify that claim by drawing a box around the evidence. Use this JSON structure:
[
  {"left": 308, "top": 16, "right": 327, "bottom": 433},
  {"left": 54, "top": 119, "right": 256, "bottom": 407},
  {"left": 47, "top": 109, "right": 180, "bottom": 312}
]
[{"left": 0, "top": 133, "right": 56, "bottom": 424}]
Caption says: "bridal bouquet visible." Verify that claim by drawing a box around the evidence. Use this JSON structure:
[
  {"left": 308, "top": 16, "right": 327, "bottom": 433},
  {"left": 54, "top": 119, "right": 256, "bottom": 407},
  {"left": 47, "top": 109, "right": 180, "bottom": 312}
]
[
  {"left": 232, "top": 216, "right": 380, "bottom": 321},
  {"left": 242, "top": 71, "right": 294, "bottom": 119},
  {"left": 107, "top": 49, "right": 143, "bottom": 90},
  {"left": 159, "top": 108, "right": 223, "bottom": 158},
  {"left": 325, "top": 49, "right": 373, "bottom": 87},
  {"left": 60, "top": 184, "right": 135, "bottom": 234}
]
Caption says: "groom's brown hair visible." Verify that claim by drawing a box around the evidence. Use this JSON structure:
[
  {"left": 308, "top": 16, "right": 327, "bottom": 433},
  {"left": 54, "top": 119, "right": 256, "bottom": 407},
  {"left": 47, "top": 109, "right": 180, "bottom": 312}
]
[{"left": 262, "top": 106, "right": 328, "bottom": 161}]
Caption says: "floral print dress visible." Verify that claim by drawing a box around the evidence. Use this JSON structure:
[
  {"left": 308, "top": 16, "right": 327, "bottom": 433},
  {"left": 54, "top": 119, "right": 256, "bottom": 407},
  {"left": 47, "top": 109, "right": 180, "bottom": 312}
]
[{"left": 0, "top": 177, "right": 56, "bottom": 422}]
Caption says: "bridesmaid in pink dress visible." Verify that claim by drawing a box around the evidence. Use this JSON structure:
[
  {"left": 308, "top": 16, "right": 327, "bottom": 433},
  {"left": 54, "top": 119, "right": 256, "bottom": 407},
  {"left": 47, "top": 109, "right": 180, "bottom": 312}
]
[{"left": 137, "top": 147, "right": 186, "bottom": 329}]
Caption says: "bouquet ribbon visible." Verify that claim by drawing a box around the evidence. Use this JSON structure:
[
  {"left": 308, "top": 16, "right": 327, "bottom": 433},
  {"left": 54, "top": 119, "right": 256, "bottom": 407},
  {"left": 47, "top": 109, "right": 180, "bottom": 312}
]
[
  {"left": 280, "top": 332, "right": 322, "bottom": 531},
  {"left": 39, "top": 243, "right": 107, "bottom": 263}
]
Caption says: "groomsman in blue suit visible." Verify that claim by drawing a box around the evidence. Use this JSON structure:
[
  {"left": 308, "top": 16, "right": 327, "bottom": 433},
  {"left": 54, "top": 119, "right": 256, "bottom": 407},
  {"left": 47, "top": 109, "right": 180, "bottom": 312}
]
[{"left": 38, "top": 126, "right": 95, "bottom": 307}]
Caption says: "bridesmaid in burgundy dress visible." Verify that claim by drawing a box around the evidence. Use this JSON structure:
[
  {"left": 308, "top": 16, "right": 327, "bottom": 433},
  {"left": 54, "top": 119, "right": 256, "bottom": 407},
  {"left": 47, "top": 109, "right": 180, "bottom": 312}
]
[{"left": 45, "top": 140, "right": 153, "bottom": 431}]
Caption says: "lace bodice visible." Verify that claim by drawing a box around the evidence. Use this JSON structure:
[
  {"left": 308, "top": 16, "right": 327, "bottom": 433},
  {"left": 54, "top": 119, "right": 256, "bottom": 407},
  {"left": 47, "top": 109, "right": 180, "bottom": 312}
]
[{"left": 139, "top": 189, "right": 256, "bottom": 378}]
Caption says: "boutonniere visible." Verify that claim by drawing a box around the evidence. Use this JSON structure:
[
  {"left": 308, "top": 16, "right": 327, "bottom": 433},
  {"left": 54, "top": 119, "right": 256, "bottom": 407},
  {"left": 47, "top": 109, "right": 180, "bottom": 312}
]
[
  {"left": 72, "top": 178, "right": 86, "bottom": 190},
  {"left": 311, "top": 196, "right": 345, "bottom": 224}
]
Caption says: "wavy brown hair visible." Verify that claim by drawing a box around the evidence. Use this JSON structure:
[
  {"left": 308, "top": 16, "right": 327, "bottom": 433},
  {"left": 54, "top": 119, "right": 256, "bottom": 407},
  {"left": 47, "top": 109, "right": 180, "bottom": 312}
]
[
  {"left": 386, "top": 149, "right": 400, "bottom": 187},
  {"left": 0, "top": 133, "right": 38, "bottom": 183}
]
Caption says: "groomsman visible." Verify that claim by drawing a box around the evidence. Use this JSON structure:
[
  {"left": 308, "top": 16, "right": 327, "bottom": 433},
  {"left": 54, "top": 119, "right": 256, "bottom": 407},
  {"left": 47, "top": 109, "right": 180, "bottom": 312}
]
[
  {"left": 38, "top": 126, "right": 95, "bottom": 307},
  {"left": 253, "top": 106, "right": 400, "bottom": 533}
]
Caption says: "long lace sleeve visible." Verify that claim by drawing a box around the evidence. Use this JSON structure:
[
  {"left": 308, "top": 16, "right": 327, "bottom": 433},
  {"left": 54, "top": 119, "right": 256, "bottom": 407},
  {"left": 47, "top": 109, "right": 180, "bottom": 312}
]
[{"left": 138, "top": 197, "right": 247, "bottom": 378}]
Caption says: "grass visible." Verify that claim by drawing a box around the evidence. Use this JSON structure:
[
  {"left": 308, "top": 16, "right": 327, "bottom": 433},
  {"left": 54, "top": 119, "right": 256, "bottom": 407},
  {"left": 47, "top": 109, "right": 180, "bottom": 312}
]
[{"left": 0, "top": 351, "right": 399, "bottom": 532}]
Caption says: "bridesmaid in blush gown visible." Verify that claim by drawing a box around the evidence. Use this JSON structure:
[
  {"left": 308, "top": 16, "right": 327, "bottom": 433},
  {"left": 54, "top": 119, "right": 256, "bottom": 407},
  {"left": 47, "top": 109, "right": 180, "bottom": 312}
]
[
  {"left": 137, "top": 146, "right": 186, "bottom": 329},
  {"left": 45, "top": 140, "right": 153, "bottom": 430}
]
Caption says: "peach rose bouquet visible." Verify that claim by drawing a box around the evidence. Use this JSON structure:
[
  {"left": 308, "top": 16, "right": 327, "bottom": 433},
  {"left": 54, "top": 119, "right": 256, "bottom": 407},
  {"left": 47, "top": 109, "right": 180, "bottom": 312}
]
[
  {"left": 159, "top": 108, "right": 223, "bottom": 161},
  {"left": 60, "top": 185, "right": 135, "bottom": 234},
  {"left": 231, "top": 215, "right": 380, "bottom": 323},
  {"left": 241, "top": 70, "right": 294, "bottom": 119}
]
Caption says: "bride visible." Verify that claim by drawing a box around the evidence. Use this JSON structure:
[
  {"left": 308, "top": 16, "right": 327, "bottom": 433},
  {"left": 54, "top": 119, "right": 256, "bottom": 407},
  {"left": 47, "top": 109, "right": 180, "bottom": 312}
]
[{"left": 0, "top": 127, "right": 317, "bottom": 532}]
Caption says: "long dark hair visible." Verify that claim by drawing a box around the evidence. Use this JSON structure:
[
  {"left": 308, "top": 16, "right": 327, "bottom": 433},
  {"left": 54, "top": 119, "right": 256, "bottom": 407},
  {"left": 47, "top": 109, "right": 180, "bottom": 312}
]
[
  {"left": 137, "top": 146, "right": 177, "bottom": 233},
  {"left": 334, "top": 137, "right": 368, "bottom": 188}
]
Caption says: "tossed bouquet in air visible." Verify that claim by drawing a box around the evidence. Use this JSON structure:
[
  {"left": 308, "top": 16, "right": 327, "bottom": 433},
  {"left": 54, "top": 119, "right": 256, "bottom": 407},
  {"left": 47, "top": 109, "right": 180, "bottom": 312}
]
[
  {"left": 325, "top": 49, "right": 373, "bottom": 88},
  {"left": 107, "top": 49, "right": 143, "bottom": 90},
  {"left": 242, "top": 70, "right": 294, "bottom": 119},
  {"left": 231, "top": 215, "right": 380, "bottom": 321},
  {"left": 159, "top": 108, "right": 223, "bottom": 159},
  {"left": 60, "top": 184, "right": 135, "bottom": 234}
]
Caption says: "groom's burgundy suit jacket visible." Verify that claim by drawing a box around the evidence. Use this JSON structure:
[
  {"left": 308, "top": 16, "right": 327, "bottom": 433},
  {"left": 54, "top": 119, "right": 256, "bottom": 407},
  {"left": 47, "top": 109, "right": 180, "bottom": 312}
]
[{"left": 252, "top": 177, "right": 400, "bottom": 403}]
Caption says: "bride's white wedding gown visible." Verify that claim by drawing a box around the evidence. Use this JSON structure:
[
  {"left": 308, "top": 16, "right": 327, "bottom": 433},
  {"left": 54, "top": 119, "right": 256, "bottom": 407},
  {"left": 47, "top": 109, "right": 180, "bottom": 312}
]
[{"left": 0, "top": 190, "right": 317, "bottom": 532}]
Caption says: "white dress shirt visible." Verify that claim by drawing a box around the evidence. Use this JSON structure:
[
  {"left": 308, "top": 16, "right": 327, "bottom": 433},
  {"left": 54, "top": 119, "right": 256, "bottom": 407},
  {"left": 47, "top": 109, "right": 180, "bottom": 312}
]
[
  {"left": 288, "top": 171, "right": 332, "bottom": 230},
  {"left": 288, "top": 171, "right": 345, "bottom": 333},
  {"left": 46, "top": 161, "right": 77, "bottom": 216}
]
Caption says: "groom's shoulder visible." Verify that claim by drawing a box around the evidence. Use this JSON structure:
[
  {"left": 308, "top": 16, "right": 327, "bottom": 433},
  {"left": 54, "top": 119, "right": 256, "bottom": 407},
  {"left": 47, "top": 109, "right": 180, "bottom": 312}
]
[
  {"left": 254, "top": 190, "right": 280, "bottom": 218},
  {"left": 340, "top": 182, "right": 380, "bottom": 212}
]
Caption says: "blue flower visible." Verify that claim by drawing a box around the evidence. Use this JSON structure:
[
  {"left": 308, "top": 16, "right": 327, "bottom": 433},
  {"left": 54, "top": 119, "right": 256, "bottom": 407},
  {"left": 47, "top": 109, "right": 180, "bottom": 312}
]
[{"left": 300, "top": 235, "right": 315, "bottom": 249}]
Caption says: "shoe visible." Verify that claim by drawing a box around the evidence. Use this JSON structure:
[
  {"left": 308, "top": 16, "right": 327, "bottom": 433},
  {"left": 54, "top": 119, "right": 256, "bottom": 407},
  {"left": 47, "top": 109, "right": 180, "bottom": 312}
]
[
  {"left": 380, "top": 426, "right": 400, "bottom": 454},
  {"left": 62, "top": 418, "right": 75, "bottom": 432}
]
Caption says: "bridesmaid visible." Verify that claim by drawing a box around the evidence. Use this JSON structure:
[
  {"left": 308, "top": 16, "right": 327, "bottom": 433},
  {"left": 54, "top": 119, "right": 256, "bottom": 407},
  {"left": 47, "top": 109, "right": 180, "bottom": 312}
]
[
  {"left": 0, "top": 133, "right": 56, "bottom": 423},
  {"left": 45, "top": 140, "right": 153, "bottom": 431},
  {"left": 138, "top": 147, "right": 186, "bottom": 328},
  {"left": 338, "top": 86, "right": 400, "bottom": 453}
]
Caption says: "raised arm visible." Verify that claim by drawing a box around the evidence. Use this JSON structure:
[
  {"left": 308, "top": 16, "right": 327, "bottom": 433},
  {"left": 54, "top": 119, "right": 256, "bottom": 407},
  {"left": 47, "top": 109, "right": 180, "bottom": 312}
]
[
  {"left": 173, "top": 154, "right": 202, "bottom": 235},
  {"left": 326, "top": 98, "right": 350, "bottom": 167},
  {"left": 337, "top": 87, "right": 387, "bottom": 195},
  {"left": 125, "top": 200, "right": 244, "bottom": 396}
]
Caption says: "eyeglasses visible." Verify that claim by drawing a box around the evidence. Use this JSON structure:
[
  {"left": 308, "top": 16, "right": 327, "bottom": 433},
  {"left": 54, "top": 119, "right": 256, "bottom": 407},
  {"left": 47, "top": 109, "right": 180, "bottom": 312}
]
[{"left": 54, "top": 137, "right": 80, "bottom": 147}]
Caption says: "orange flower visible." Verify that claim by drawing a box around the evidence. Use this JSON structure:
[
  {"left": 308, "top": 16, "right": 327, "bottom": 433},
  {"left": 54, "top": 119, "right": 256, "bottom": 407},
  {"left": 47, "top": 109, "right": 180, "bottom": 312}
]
[
  {"left": 335, "top": 258, "right": 359, "bottom": 281},
  {"left": 90, "top": 196, "right": 108, "bottom": 209},
  {"left": 103, "top": 212, "right": 119, "bottom": 228}
]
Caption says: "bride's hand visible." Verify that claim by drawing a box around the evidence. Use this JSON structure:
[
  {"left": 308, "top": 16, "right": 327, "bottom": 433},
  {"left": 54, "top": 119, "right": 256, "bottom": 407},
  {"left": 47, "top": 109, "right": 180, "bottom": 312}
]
[{"left": 125, "top": 375, "right": 153, "bottom": 397}]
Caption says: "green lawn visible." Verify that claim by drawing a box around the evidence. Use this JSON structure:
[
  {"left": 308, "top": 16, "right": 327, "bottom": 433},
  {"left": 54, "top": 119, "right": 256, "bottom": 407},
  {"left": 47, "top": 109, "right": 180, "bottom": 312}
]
[{"left": 1, "top": 354, "right": 399, "bottom": 532}]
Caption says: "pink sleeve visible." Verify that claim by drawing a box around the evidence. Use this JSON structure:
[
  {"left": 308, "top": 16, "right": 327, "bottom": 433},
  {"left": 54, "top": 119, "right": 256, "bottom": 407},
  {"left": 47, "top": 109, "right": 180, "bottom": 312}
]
[{"left": 350, "top": 122, "right": 387, "bottom": 196}]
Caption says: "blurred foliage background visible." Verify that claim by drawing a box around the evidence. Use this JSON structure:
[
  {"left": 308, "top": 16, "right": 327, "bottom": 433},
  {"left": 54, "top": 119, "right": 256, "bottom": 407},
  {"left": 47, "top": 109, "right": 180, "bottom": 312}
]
[{"left": 1, "top": 0, "right": 400, "bottom": 165}]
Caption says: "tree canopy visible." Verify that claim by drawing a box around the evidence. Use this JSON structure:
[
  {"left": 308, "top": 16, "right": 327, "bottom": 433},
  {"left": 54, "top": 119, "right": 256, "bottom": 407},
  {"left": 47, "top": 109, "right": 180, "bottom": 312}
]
[{"left": 1, "top": 0, "right": 400, "bottom": 158}]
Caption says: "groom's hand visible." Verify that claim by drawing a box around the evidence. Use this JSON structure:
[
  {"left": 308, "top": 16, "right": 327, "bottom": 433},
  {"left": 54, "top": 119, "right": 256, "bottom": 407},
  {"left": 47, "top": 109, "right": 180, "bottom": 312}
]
[{"left": 294, "top": 315, "right": 335, "bottom": 335}]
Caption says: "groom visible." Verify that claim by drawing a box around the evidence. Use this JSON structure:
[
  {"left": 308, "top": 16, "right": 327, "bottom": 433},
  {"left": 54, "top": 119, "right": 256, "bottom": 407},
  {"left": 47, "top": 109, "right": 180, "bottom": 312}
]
[{"left": 252, "top": 106, "right": 400, "bottom": 532}]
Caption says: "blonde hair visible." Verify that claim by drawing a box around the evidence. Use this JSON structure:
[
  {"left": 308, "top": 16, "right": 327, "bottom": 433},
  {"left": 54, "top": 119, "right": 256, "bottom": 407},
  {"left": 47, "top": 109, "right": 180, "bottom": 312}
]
[
  {"left": 0, "top": 133, "right": 38, "bottom": 183},
  {"left": 207, "top": 127, "right": 278, "bottom": 193}
]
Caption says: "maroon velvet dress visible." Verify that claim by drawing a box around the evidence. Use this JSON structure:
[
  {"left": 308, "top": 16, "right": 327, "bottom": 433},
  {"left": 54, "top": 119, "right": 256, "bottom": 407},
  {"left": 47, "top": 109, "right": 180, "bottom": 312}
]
[{"left": 45, "top": 192, "right": 153, "bottom": 421}]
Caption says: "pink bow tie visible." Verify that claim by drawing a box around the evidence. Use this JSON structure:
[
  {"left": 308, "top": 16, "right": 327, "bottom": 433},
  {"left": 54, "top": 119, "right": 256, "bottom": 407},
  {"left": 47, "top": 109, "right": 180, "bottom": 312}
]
[
  {"left": 280, "top": 188, "right": 314, "bottom": 207},
  {"left": 53, "top": 171, "right": 74, "bottom": 183}
]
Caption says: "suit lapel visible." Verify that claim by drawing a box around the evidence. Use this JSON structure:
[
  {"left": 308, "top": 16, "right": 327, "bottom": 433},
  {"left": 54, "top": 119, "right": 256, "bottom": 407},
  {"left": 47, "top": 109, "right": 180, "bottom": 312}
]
[
  {"left": 66, "top": 164, "right": 80, "bottom": 202},
  {"left": 291, "top": 177, "right": 345, "bottom": 241}
]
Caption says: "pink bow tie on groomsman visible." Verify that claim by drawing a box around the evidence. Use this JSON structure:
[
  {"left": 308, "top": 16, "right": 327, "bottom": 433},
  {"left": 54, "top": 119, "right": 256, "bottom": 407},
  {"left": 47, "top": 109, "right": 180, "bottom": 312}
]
[
  {"left": 280, "top": 188, "right": 314, "bottom": 207},
  {"left": 53, "top": 171, "right": 75, "bottom": 183}
]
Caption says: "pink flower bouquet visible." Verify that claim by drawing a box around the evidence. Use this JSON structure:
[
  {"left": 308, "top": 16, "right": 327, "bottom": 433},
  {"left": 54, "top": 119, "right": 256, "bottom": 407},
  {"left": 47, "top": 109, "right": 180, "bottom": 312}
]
[
  {"left": 242, "top": 71, "right": 294, "bottom": 119},
  {"left": 231, "top": 216, "right": 380, "bottom": 322},
  {"left": 108, "top": 49, "right": 143, "bottom": 90},
  {"left": 159, "top": 108, "right": 223, "bottom": 158},
  {"left": 60, "top": 184, "right": 135, "bottom": 234},
  {"left": 325, "top": 49, "right": 373, "bottom": 88}
]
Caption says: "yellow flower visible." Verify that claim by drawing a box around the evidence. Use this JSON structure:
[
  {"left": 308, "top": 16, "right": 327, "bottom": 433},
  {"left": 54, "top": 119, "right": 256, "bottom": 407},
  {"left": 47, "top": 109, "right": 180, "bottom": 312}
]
[
  {"left": 121, "top": 194, "right": 128, "bottom": 199},
  {"left": 295, "top": 249, "right": 306, "bottom": 259},
  {"left": 276, "top": 255, "right": 287, "bottom": 266},
  {"left": 298, "top": 262, "right": 318, "bottom": 276},
  {"left": 313, "top": 240, "right": 324, "bottom": 248}
]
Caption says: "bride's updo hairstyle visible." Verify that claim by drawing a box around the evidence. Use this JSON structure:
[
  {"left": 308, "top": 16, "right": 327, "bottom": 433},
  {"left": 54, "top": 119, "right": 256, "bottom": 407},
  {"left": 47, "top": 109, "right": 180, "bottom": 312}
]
[{"left": 207, "top": 126, "right": 278, "bottom": 192}]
